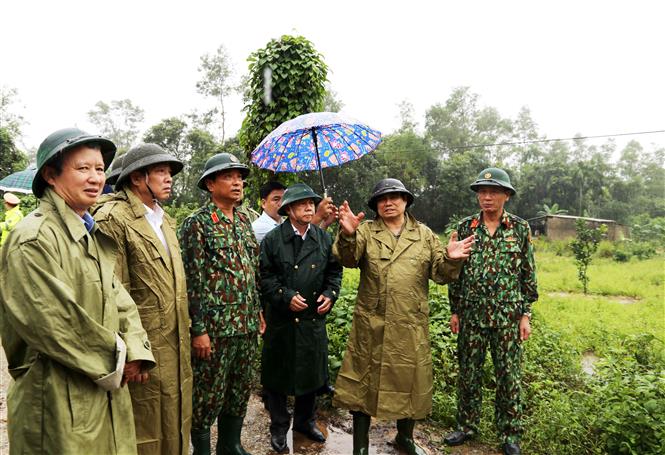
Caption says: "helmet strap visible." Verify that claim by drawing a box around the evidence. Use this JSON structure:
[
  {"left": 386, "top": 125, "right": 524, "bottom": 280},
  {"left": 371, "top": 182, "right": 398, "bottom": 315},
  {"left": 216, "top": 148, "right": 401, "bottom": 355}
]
[{"left": 144, "top": 171, "right": 158, "bottom": 202}]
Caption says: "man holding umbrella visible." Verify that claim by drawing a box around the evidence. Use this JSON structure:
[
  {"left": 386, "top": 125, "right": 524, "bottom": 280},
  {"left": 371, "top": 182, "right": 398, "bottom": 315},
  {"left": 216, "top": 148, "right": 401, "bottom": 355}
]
[
  {"left": 179, "top": 152, "right": 261, "bottom": 455},
  {"left": 259, "top": 183, "right": 343, "bottom": 453}
]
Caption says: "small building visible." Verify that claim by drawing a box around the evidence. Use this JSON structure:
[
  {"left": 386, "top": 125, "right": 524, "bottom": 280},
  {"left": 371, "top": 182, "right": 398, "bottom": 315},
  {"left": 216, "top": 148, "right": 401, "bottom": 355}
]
[{"left": 527, "top": 215, "right": 630, "bottom": 241}]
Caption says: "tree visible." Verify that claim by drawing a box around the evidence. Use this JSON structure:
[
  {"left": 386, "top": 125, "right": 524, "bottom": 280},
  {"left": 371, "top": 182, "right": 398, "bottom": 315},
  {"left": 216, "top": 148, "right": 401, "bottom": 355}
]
[
  {"left": 323, "top": 87, "right": 344, "bottom": 113},
  {"left": 238, "top": 35, "right": 328, "bottom": 155},
  {"left": 88, "top": 99, "right": 145, "bottom": 154},
  {"left": 570, "top": 219, "right": 606, "bottom": 294},
  {"left": 0, "top": 86, "right": 26, "bottom": 139},
  {"left": 0, "top": 128, "right": 29, "bottom": 179},
  {"left": 196, "top": 44, "right": 237, "bottom": 144},
  {"left": 536, "top": 203, "right": 568, "bottom": 217}
]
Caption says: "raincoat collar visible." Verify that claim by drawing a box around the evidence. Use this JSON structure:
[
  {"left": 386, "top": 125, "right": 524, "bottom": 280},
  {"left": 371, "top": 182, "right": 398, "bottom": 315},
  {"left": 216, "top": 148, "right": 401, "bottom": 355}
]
[
  {"left": 371, "top": 213, "right": 420, "bottom": 262},
  {"left": 41, "top": 188, "right": 96, "bottom": 242}
]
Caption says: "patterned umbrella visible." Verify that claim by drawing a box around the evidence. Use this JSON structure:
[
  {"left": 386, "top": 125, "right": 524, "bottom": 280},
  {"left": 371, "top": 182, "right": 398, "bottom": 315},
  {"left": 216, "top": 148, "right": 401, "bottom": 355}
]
[
  {"left": 251, "top": 112, "right": 382, "bottom": 195},
  {"left": 0, "top": 167, "right": 37, "bottom": 194}
]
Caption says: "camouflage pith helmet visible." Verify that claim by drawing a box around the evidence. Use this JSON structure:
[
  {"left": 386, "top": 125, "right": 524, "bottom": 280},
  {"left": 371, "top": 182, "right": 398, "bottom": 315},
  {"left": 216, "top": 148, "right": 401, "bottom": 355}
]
[
  {"left": 105, "top": 153, "right": 126, "bottom": 186},
  {"left": 470, "top": 167, "right": 516, "bottom": 195},
  {"left": 367, "top": 178, "right": 414, "bottom": 211},
  {"left": 278, "top": 183, "right": 322, "bottom": 216},
  {"left": 197, "top": 153, "right": 249, "bottom": 191},
  {"left": 33, "top": 127, "right": 116, "bottom": 197},
  {"left": 115, "top": 143, "right": 184, "bottom": 189}
]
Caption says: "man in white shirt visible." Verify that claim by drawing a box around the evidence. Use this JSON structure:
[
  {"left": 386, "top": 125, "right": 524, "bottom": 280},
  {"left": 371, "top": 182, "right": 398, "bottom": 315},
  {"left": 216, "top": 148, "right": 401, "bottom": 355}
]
[{"left": 252, "top": 181, "right": 287, "bottom": 243}]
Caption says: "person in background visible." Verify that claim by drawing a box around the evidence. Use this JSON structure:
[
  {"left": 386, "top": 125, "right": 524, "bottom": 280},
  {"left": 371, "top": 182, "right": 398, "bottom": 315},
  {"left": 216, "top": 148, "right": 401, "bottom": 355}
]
[
  {"left": 0, "top": 192, "right": 23, "bottom": 246},
  {"left": 94, "top": 144, "right": 192, "bottom": 455},
  {"left": 179, "top": 152, "right": 261, "bottom": 455},
  {"left": 259, "top": 183, "right": 343, "bottom": 453},
  {"left": 0, "top": 127, "right": 155, "bottom": 454},
  {"left": 444, "top": 168, "right": 538, "bottom": 455},
  {"left": 252, "top": 181, "right": 287, "bottom": 243},
  {"left": 333, "top": 178, "right": 474, "bottom": 455}
]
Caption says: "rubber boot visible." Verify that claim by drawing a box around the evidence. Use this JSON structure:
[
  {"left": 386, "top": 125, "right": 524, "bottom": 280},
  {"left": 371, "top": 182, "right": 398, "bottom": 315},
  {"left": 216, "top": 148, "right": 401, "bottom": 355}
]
[
  {"left": 217, "top": 415, "right": 251, "bottom": 455},
  {"left": 191, "top": 428, "right": 212, "bottom": 455},
  {"left": 395, "top": 419, "right": 427, "bottom": 455},
  {"left": 352, "top": 412, "right": 371, "bottom": 455}
]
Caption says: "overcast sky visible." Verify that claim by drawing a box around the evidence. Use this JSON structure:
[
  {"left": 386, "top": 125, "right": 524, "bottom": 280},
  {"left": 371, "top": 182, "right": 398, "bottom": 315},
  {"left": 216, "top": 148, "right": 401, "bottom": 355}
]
[{"left": 2, "top": 0, "right": 664, "bottom": 154}]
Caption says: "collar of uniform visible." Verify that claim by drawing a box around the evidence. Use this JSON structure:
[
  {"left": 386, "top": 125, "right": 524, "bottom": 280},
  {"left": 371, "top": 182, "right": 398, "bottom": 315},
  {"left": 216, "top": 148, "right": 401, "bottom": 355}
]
[
  {"left": 41, "top": 188, "right": 94, "bottom": 242},
  {"left": 473, "top": 211, "right": 512, "bottom": 230},
  {"left": 280, "top": 219, "right": 319, "bottom": 243},
  {"left": 206, "top": 201, "right": 235, "bottom": 224},
  {"left": 143, "top": 201, "right": 165, "bottom": 227},
  {"left": 290, "top": 221, "right": 311, "bottom": 239},
  {"left": 122, "top": 188, "right": 151, "bottom": 219},
  {"left": 370, "top": 212, "right": 418, "bottom": 233}
]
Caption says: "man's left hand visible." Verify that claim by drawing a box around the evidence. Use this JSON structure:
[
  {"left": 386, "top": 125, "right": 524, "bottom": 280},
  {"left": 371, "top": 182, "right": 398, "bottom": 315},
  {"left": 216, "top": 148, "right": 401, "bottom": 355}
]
[
  {"left": 316, "top": 294, "right": 333, "bottom": 314},
  {"left": 312, "top": 197, "right": 338, "bottom": 229},
  {"left": 519, "top": 316, "right": 532, "bottom": 341}
]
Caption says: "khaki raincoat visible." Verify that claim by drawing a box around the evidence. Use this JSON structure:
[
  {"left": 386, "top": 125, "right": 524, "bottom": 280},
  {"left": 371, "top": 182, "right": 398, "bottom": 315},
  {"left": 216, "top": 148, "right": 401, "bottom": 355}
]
[
  {"left": 333, "top": 214, "right": 462, "bottom": 419},
  {"left": 0, "top": 188, "right": 155, "bottom": 454},
  {"left": 94, "top": 189, "right": 192, "bottom": 455}
]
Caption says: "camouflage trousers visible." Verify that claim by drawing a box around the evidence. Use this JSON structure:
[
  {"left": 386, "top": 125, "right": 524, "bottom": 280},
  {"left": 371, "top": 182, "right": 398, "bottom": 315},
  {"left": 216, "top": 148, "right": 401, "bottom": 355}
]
[
  {"left": 191, "top": 333, "right": 258, "bottom": 429},
  {"left": 456, "top": 322, "right": 523, "bottom": 444}
]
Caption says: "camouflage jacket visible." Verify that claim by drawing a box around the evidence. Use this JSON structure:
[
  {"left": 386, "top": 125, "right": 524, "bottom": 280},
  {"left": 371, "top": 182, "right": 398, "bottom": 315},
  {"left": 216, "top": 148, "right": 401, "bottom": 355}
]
[
  {"left": 448, "top": 211, "right": 538, "bottom": 327},
  {"left": 178, "top": 201, "right": 261, "bottom": 337}
]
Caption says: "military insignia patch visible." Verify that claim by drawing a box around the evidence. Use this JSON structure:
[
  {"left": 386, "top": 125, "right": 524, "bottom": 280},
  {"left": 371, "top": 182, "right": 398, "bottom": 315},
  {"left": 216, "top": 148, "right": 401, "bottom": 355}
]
[
  {"left": 211, "top": 212, "right": 220, "bottom": 223},
  {"left": 484, "top": 172, "right": 492, "bottom": 179}
]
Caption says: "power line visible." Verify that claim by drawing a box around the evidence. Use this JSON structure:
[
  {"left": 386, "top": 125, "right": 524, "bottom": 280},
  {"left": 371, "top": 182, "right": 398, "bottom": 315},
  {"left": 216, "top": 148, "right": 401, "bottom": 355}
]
[{"left": 447, "top": 129, "right": 665, "bottom": 150}]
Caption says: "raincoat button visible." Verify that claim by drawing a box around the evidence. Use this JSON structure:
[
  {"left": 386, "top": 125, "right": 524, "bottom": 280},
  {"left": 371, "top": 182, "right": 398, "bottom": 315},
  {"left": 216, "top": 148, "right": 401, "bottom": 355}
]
[
  {"left": 295, "top": 318, "right": 300, "bottom": 323},
  {"left": 294, "top": 265, "right": 298, "bottom": 270},
  {"left": 311, "top": 264, "right": 316, "bottom": 269}
]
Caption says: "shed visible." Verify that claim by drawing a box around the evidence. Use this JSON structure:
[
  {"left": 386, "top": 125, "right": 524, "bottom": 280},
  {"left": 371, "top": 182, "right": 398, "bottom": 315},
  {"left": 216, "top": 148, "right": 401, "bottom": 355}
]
[{"left": 527, "top": 215, "right": 630, "bottom": 241}]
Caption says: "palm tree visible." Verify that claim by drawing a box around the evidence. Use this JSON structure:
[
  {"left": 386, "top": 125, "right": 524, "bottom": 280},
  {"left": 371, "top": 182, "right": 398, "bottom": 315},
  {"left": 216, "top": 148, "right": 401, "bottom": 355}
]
[{"left": 537, "top": 203, "right": 568, "bottom": 217}]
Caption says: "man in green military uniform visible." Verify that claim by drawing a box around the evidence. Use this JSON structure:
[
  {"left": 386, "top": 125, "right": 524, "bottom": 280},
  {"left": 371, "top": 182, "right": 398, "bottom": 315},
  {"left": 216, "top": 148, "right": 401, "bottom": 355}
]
[
  {"left": 179, "top": 153, "right": 261, "bottom": 455},
  {"left": 94, "top": 144, "right": 193, "bottom": 455},
  {"left": 444, "top": 168, "right": 538, "bottom": 455},
  {"left": 259, "top": 183, "right": 343, "bottom": 453},
  {"left": 0, "top": 127, "right": 155, "bottom": 454}
]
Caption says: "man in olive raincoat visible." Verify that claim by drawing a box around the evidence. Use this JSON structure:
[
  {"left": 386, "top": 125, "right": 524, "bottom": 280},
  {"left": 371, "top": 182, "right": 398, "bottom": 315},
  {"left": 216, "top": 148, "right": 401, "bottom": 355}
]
[
  {"left": 0, "top": 128, "right": 155, "bottom": 454},
  {"left": 333, "top": 178, "right": 473, "bottom": 455},
  {"left": 1, "top": 192, "right": 24, "bottom": 246},
  {"left": 94, "top": 143, "right": 193, "bottom": 455},
  {"left": 259, "top": 183, "right": 343, "bottom": 453}
]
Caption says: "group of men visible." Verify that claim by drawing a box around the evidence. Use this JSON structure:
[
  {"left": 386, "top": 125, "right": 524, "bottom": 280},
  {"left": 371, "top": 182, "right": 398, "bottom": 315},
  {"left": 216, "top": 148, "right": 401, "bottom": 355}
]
[{"left": 0, "top": 126, "right": 537, "bottom": 455}]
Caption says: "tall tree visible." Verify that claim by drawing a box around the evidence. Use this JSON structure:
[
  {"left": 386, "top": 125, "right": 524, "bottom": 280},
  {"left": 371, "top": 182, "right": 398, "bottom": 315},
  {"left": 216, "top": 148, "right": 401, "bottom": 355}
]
[
  {"left": 196, "top": 44, "right": 236, "bottom": 144},
  {"left": 0, "top": 86, "right": 26, "bottom": 139},
  {"left": 88, "top": 99, "right": 145, "bottom": 154},
  {"left": 0, "top": 128, "right": 29, "bottom": 179},
  {"left": 238, "top": 35, "right": 328, "bottom": 155}
]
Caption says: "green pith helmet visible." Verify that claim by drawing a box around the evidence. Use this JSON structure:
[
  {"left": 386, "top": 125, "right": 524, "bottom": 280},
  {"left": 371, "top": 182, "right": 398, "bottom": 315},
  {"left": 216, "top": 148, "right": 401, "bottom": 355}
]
[
  {"left": 470, "top": 167, "right": 516, "bottom": 195},
  {"left": 115, "top": 143, "right": 184, "bottom": 189},
  {"left": 197, "top": 153, "right": 249, "bottom": 191},
  {"left": 278, "top": 183, "right": 322, "bottom": 216},
  {"left": 367, "top": 178, "right": 414, "bottom": 211},
  {"left": 33, "top": 127, "right": 116, "bottom": 197},
  {"left": 105, "top": 153, "right": 125, "bottom": 186}
]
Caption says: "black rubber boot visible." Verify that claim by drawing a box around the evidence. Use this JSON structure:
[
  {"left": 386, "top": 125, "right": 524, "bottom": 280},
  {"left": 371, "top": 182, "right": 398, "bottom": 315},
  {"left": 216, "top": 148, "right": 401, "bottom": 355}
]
[
  {"left": 352, "top": 412, "right": 371, "bottom": 455},
  {"left": 191, "top": 428, "right": 211, "bottom": 455},
  {"left": 216, "top": 415, "right": 251, "bottom": 455},
  {"left": 395, "top": 419, "right": 427, "bottom": 455}
]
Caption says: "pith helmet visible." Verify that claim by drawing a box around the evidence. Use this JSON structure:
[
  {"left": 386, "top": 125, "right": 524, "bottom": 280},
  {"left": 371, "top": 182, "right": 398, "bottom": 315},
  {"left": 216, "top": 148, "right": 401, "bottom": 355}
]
[
  {"left": 3, "top": 193, "right": 20, "bottom": 206},
  {"left": 278, "top": 183, "right": 322, "bottom": 216},
  {"left": 115, "top": 143, "right": 183, "bottom": 189},
  {"left": 33, "top": 127, "right": 116, "bottom": 197},
  {"left": 198, "top": 153, "right": 249, "bottom": 191},
  {"left": 470, "top": 167, "right": 516, "bottom": 195},
  {"left": 105, "top": 153, "right": 125, "bottom": 186},
  {"left": 367, "top": 178, "right": 414, "bottom": 212}
]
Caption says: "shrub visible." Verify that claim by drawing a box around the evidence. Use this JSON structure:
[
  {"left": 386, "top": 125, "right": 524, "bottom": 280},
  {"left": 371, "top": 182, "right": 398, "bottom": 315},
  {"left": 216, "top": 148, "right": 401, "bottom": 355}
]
[{"left": 613, "top": 249, "right": 631, "bottom": 262}]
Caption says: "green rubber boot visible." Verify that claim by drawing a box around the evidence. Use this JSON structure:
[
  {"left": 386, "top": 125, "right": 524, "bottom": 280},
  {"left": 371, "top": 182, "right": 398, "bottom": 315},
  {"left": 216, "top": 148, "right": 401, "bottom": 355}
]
[
  {"left": 217, "top": 415, "right": 251, "bottom": 455},
  {"left": 395, "top": 419, "right": 427, "bottom": 455},
  {"left": 191, "top": 428, "right": 211, "bottom": 455},
  {"left": 352, "top": 412, "right": 371, "bottom": 455}
]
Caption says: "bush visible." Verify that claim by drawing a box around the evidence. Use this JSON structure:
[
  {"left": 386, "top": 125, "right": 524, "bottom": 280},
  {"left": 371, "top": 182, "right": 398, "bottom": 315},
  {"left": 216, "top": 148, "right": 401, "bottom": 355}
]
[{"left": 613, "top": 249, "right": 631, "bottom": 262}]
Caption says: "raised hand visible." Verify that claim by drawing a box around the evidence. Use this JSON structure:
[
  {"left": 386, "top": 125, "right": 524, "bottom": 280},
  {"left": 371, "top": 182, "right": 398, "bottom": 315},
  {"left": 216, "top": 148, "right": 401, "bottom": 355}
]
[
  {"left": 446, "top": 231, "right": 474, "bottom": 260},
  {"left": 338, "top": 200, "right": 365, "bottom": 236}
]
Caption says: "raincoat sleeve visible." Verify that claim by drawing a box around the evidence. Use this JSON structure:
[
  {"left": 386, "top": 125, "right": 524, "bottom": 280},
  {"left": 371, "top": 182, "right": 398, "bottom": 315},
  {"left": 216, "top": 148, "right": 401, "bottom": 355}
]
[
  {"left": 114, "top": 274, "right": 156, "bottom": 367},
  {"left": 429, "top": 228, "right": 463, "bottom": 286},
  {"left": 520, "top": 223, "right": 539, "bottom": 314},
  {"left": 2, "top": 238, "right": 119, "bottom": 380},
  {"left": 259, "top": 236, "right": 297, "bottom": 311},
  {"left": 95, "top": 211, "right": 131, "bottom": 289},
  {"left": 332, "top": 224, "right": 368, "bottom": 269},
  {"left": 178, "top": 216, "right": 208, "bottom": 336}
]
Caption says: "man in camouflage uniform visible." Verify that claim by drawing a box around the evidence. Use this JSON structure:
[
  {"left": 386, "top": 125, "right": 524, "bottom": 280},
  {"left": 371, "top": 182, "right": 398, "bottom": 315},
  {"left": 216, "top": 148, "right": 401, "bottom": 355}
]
[
  {"left": 445, "top": 168, "right": 538, "bottom": 455},
  {"left": 179, "top": 153, "right": 261, "bottom": 455}
]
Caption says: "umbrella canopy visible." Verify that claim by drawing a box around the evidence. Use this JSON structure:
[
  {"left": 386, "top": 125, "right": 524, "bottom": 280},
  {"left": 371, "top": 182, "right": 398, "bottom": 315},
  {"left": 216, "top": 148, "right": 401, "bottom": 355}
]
[
  {"left": 0, "top": 167, "right": 37, "bottom": 194},
  {"left": 251, "top": 112, "right": 382, "bottom": 194}
]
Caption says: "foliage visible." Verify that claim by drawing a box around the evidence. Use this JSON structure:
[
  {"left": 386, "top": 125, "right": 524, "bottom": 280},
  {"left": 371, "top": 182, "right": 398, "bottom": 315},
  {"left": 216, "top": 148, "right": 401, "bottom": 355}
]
[
  {"left": 536, "top": 202, "right": 568, "bottom": 217},
  {"left": 238, "top": 35, "right": 328, "bottom": 155},
  {"left": 88, "top": 99, "right": 145, "bottom": 154},
  {"left": 196, "top": 44, "right": 237, "bottom": 143},
  {"left": 631, "top": 215, "right": 665, "bottom": 247},
  {"left": 0, "top": 127, "right": 29, "bottom": 179},
  {"left": 0, "top": 86, "right": 26, "bottom": 139},
  {"left": 163, "top": 203, "right": 198, "bottom": 227},
  {"left": 570, "top": 219, "right": 607, "bottom": 293}
]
